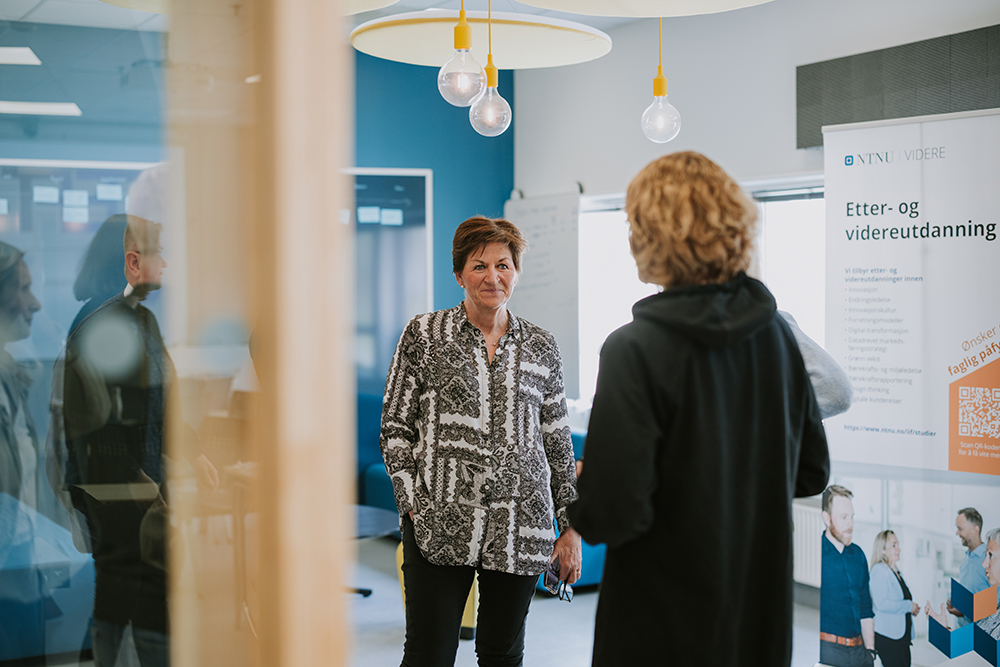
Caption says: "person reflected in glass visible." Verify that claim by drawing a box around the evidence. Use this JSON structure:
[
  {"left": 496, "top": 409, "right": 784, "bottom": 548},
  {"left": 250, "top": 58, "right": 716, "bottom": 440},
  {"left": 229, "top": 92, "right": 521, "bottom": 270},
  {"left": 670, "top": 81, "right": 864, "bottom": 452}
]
[
  {"left": 0, "top": 241, "right": 42, "bottom": 509},
  {"left": 566, "top": 152, "right": 830, "bottom": 667},
  {"left": 381, "top": 216, "right": 582, "bottom": 667},
  {"left": 870, "top": 530, "right": 918, "bottom": 667},
  {"left": 0, "top": 242, "right": 44, "bottom": 658},
  {"left": 59, "top": 216, "right": 217, "bottom": 667},
  {"left": 69, "top": 214, "right": 128, "bottom": 335}
]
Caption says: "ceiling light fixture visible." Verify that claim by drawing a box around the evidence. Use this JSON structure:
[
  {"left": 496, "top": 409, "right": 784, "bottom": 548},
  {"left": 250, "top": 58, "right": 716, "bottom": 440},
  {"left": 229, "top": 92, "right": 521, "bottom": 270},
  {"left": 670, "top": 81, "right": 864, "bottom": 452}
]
[
  {"left": 342, "top": 0, "right": 400, "bottom": 15},
  {"left": 0, "top": 47, "right": 41, "bottom": 66},
  {"left": 468, "top": 0, "right": 511, "bottom": 137},
  {"left": 640, "top": 18, "right": 680, "bottom": 143},
  {"left": 97, "top": 0, "right": 169, "bottom": 14},
  {"left": 437, "top": 0, "right": 485, "bottom": 107},
  {"left": 0, "top": 101, "right": 82, "bottom": 117},
  {"left": 350, "top": 10, "right": 611, "bottom": 71},
  {"left": 515, "top": 0, "right": 775, "bottom": 17}
]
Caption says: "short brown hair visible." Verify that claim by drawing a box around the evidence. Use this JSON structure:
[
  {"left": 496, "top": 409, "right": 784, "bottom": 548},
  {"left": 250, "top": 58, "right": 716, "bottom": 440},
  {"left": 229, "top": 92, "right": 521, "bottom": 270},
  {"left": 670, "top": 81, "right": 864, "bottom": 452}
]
[
  {"left": 959, "top": 507, "right": 984, "bottom": 533},
  {"left": 625, "top": 151, "right": 757, "bottom": 288},
  {"left": 822, "top": 485, "right": 853, "bottom": 514},
  {"left": 451, "top": 216, "right": 528, "bottom": 274}
]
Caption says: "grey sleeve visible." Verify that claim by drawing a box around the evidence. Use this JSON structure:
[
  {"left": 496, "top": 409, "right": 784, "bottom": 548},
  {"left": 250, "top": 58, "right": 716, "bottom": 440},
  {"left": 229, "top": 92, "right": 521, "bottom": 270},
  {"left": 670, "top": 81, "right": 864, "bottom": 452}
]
[{"left": 779, "top": 311, "right": 853, "bottom": 419}]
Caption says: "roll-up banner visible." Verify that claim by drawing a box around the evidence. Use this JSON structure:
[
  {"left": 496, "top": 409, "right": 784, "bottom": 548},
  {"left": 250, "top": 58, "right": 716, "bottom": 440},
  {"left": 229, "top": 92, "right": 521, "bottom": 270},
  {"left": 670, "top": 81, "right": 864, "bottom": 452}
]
[
  {"left": 824, "top": 109, "right": 1000, "bottom": 474},
  {"left": 820, "top": 109, "right": 1000, "bottom": 666}
]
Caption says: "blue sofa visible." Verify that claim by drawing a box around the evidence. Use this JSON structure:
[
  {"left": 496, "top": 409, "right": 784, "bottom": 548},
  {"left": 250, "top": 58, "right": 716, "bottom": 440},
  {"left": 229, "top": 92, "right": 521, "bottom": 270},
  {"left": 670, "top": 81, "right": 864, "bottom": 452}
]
[{"left": 356, "top": 396, "right": 606, "bottom": 588}]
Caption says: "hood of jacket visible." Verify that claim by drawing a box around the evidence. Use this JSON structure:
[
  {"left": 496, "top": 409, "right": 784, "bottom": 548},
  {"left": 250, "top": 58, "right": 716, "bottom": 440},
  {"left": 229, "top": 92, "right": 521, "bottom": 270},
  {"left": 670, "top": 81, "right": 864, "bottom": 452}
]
[{"left": 632, "top": 273, "right": 777, "bottom": 348}]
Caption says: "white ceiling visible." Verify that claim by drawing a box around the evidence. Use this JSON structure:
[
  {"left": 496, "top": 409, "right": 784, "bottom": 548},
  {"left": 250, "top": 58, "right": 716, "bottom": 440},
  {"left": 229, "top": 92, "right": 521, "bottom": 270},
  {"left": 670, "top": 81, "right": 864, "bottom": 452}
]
[{"left": 0, "top": 0, "right": 635, "bottom": 34}]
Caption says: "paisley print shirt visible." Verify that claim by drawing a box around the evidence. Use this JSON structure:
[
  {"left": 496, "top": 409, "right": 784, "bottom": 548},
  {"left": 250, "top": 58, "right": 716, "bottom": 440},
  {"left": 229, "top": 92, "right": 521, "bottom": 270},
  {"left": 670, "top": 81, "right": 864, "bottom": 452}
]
[{"left": 381, "top": 303, "right": 577, "bottom": 575}]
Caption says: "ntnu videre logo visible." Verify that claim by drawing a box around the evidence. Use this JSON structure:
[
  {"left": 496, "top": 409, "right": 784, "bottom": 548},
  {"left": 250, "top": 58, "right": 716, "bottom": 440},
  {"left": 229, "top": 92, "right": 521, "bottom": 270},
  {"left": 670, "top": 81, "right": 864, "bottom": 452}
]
[{"left": 844, "top": 147, "right": 946, "bottom": 167}]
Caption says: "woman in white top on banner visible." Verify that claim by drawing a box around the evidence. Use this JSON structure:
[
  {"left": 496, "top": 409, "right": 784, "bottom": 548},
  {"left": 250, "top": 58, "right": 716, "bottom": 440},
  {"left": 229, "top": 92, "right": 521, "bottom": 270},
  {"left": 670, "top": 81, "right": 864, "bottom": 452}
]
[{"left": 870, "top": 530, "right": 919, "bottom": 667}]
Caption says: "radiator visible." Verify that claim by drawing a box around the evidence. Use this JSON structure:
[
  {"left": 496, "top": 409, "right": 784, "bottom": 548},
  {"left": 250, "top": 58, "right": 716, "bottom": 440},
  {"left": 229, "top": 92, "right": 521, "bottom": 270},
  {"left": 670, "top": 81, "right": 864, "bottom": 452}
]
[{"left": 793, "top": 501, "right": 824, "bottom": 588}]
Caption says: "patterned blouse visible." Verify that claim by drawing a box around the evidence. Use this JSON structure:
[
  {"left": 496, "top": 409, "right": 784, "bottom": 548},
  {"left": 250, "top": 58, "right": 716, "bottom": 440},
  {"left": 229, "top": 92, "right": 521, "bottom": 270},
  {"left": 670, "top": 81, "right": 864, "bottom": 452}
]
[{"left": 381, "top": 303, "right": 577, "bottom": 576}]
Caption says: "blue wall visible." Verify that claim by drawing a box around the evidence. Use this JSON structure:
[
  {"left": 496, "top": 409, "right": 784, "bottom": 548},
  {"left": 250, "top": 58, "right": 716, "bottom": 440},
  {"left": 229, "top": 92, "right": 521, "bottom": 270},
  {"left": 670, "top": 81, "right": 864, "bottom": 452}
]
[{"left": 355, "top": 52, "right": 515, "bottom": 310}]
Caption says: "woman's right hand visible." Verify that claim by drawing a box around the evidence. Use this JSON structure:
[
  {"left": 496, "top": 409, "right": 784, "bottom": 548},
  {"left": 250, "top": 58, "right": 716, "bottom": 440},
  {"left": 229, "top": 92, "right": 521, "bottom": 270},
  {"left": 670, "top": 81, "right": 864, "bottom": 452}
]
[
  {"left": 911, "top": 601, "right": 920, "bottom": 616},
  {"left": 926, "top": 602, "right": 947, "bottom": 627},
  {"left": 408, "top": 510, "right": 414, "bottom": 521}
]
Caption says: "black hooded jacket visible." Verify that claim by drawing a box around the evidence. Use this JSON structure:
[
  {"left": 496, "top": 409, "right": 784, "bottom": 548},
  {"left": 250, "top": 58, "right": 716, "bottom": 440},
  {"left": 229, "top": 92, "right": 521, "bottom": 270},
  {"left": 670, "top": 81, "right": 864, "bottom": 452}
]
[{"left": 568, "top": 274, "right": 830, "bottom": 667}]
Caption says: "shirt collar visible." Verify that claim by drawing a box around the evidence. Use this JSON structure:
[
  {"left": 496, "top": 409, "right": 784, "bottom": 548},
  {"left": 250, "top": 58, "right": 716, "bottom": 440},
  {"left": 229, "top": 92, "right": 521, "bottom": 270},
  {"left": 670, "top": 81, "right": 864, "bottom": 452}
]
[
  {"left": 454, "top": 302, "right": 523, "bottom": 340},
  {"left": 970, "top": 542, "right": 987, "bottom": 558},
  {"left": 822, "top": 531, "right": 854, "bottom": 555},
  {"left": 123, "top": 283, "right": 140, "bottom": 309}
]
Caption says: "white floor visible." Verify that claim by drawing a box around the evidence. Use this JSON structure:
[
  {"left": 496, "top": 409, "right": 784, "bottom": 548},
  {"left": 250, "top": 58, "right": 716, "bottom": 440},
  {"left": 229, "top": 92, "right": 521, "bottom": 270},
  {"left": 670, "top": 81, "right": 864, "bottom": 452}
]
[
  {"left": 36, "top": 534, "right": 957, "bottom": 667},
  {"left": 349, "top": 537, "right": 910, "bottom": 667}
]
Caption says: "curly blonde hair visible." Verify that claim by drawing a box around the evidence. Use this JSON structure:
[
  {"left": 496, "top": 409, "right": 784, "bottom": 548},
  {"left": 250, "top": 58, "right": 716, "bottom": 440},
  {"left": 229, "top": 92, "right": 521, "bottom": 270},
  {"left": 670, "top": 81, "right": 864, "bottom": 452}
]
[{"left": 625, "top": 152, "right": 757, "bottom": 288}]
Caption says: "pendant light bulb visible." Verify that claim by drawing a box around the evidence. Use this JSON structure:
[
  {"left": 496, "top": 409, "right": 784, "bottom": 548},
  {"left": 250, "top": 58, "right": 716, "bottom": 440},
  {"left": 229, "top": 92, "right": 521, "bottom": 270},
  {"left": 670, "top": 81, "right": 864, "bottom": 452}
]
[
  {"left": 469, "top": 55, "right": 511, "bottom": 137},
  {"left": 438, "top": 8, "right": 485, "bottom": 107},
  {"left": 438, "top": 50, "right": 485, "bottom": 107},
  {"left": 641, "top": 93, "right": 681, "bottom": 144},
  {"left": 642, "top": 19, "right": 680, "bottom": 144}
]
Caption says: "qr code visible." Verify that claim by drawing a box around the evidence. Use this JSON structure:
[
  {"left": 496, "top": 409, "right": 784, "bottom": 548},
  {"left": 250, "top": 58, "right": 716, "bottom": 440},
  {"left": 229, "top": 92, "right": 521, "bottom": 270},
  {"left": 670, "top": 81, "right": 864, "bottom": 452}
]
[{"left": 958, "top": 387, "right": 1000, "bottom": 438}]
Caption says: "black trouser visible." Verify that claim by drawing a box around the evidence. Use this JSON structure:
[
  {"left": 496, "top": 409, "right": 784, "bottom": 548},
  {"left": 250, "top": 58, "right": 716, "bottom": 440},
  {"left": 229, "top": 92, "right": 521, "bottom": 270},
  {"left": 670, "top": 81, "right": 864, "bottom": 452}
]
[
  {"left": 399, "top": 515, "right": 538, "bottom": 667},
  {"left": 819, "top": 640, "right": 874, "bottom": 667},
  {"left": 874, "top": 632, "right": 911, "bottom": 667}
]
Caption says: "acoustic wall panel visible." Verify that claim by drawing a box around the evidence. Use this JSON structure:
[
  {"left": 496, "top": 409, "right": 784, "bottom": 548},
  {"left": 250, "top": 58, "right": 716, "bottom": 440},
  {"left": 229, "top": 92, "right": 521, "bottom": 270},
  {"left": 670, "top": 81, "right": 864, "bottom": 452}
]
[{"left": 797, "top": 25, "right": 1000, "bottom": 149}]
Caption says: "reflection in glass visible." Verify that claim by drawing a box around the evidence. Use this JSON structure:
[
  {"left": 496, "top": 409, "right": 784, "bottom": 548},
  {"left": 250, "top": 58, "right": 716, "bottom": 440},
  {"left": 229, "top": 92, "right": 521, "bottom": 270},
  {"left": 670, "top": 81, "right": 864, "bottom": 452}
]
[
  {"left": 70, "top": 215, "right": 129, "bottom": 335},
  {"left": 0, "top": 240, "right": 96, "bottom": 663},
  {"left": 3, "top": 0, "right": 352, "bottom": 661}
]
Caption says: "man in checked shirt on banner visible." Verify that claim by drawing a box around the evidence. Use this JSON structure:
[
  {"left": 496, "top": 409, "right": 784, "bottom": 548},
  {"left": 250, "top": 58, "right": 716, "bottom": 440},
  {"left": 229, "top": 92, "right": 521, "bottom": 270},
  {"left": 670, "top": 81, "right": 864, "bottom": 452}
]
[{"left": 820, "top": 484, "right": 877, "bottom": 667}]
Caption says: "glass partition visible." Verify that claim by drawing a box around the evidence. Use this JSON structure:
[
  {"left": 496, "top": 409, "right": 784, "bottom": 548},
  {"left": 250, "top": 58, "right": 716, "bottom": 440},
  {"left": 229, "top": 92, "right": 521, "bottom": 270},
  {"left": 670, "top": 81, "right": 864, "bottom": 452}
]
[{"left": 0, "top": 2, "right": 352, "bottom": 665}]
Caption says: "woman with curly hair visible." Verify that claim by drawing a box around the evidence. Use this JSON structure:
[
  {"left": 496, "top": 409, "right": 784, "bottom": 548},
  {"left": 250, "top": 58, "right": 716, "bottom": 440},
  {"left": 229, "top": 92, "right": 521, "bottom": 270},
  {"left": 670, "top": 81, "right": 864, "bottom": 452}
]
[{"left": 569, "top": 151, "right": 830, "bottom": 667}]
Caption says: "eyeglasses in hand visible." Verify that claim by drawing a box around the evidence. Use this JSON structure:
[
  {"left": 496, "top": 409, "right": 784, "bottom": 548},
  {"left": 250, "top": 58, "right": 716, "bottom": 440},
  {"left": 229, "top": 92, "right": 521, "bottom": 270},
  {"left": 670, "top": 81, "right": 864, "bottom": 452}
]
[{"left": 543, "top": 558, "right": 573, "bottom": 603}]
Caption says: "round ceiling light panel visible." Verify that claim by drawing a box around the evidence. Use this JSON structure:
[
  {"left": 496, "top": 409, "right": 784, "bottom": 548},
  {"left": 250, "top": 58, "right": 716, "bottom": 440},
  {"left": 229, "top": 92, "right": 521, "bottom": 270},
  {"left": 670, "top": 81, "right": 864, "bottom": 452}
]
[
  {"left": 516, "top": 0, "right": 775, "bottom": 17},
  {"left": 350, "top": 9, "right": 612, "bottom": 70},
  {"left": 342, "top": 0, "right": 400, "bottom": 16},
  {"left": 98, "top": 0, "right": 169, "bottom": 13},
  {"left": 98, "top": 0, "right": 400, "bottom": 16}
]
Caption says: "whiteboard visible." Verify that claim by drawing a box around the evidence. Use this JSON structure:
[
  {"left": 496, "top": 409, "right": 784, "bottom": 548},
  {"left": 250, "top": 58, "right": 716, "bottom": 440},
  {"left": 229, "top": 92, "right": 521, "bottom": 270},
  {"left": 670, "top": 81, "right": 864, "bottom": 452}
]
[{"left": 504, "top": 193, "right": 580, "bottom": 399}]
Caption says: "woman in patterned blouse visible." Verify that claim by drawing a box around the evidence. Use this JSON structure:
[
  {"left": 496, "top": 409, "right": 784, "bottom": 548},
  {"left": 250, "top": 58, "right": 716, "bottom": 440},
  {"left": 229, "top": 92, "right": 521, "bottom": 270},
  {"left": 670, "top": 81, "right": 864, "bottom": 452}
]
[{"left": 381, "top": 216, "right": 582, "bottom": 667}]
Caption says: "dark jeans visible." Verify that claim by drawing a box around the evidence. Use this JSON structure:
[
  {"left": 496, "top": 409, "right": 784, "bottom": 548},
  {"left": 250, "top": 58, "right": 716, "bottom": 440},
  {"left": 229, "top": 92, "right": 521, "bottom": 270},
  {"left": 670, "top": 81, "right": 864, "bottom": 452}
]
[
  {"left": 874, "top": 631, "right": 911, "bottom": 667},
  {"left": 819, "top": 640, "right": 874, "bottom": 667},
  {"left": 400, "top": 515, "right": 538, "bottom": 667}
]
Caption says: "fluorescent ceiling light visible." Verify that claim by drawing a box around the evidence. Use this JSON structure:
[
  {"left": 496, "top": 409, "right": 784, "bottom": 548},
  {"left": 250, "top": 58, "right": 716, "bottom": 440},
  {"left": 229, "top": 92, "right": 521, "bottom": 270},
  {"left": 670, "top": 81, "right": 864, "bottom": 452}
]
[
  {"left": 0, "top": 101, "right": 83, "bottom": 116},
  {"left": 0, "top": 47, "right": 42, "bottom": 66}
]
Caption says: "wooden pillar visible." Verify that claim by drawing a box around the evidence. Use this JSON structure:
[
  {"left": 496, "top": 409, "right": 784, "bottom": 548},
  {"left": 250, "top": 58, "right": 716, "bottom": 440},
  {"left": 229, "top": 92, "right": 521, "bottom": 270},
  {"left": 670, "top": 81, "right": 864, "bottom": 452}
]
[{"left": 167, "top": 0, "right": 354, "bottom": 665}]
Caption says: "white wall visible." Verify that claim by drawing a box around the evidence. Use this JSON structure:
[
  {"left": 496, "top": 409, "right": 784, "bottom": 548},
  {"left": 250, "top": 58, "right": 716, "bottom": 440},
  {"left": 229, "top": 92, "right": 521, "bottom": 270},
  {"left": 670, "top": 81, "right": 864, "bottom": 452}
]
[{"left": 513, "top": 0, "right": 1000, "bottom": 196}]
